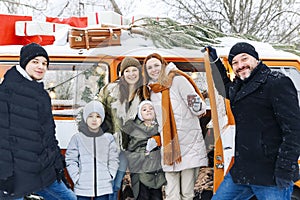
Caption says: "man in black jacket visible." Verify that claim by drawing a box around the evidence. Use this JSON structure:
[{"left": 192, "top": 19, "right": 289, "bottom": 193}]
[
  {"left": 206, "top": 42, "right": 300, "bottom": 200},
  {"left": 0, "top": 43, "right": 76, "bottom": 200}
]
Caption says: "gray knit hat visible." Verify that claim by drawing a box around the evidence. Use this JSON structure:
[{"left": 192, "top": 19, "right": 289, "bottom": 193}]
[
  {"left": 83, "top": 100, "right": 105, "bottom": 123},
  {"left": 20, "top": 43, "right": 49, "bottom": 69},
  {"left": 120, "top": 56, "right": 141, "bottom": 75},
  {"left": 228, "top": 42, "right": 259, "bottom": 66}
]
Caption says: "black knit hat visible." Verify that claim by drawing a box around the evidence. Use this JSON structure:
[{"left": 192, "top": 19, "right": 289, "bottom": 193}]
[
  {"left": 228, "top": 42, "right": 259, "bottom": 66},
  {"left": 120, "top": 56, "right": 141, "bottom": 75},
  {"left": 20, "top": 43, "right": 49, "bottom": 69}
]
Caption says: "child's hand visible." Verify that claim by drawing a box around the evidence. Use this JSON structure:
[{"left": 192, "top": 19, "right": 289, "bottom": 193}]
[{"left": 146, "top": 138, "right": 157, "bottom": 153}]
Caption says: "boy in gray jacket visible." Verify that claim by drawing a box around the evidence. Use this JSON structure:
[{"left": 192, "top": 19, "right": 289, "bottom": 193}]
[{"left": 66, "top": 100, "right": 119, "bottom": 200}]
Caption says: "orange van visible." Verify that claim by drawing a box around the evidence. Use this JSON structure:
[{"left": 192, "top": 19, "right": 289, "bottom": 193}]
[{"left": 0, "top": 36, "right": 299, "bottom": 199}]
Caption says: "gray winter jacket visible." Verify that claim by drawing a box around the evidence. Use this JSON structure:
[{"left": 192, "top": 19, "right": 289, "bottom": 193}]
[{"left": 65, "top": 122, "right": 119, "bottom": 197}]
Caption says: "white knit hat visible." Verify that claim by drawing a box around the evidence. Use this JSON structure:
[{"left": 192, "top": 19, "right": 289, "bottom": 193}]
[
  {"left": 83, "top": 100, "right": 105, "bottom": 123},
  {"left": 137, "top": 100, "right": 153, "bottom": 121}
]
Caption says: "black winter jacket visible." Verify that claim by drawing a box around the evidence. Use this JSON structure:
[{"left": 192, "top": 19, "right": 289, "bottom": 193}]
[
  {"left": 213, "top": 60, "right": 300, "bottom": 186},
  {"left": 0, "top": 66, "right": 64, "bottom": 199}
]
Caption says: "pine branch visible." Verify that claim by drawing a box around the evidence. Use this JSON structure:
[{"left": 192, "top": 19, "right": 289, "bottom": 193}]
[{"left": 127, "top": 16, "right": 296, "bottom": 56}]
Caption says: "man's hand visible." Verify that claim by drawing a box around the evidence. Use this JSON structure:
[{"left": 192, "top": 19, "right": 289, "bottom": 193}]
[{"left": 202, "top": 46, "right": 218, "bottom": 62}]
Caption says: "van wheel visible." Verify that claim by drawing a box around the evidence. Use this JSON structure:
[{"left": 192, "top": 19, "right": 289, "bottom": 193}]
[{"left": 292, "top": 186, "right": 300, "bottom": 200}]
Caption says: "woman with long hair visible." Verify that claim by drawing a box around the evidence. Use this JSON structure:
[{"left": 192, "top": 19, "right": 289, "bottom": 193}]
[
  {"left": 142, "top": 53, "right": 208, "bottom": 200},
  {"left": 98, "top": 56, "right": 145, "bottom": 200}
]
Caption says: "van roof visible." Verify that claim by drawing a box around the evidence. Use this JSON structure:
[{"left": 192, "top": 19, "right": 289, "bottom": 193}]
[{"left": 0, "top": 31, "right": 298, "bottom": 61}]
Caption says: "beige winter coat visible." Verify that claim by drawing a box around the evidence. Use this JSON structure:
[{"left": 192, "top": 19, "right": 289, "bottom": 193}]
[{"left": 150, "top": 65, "right": 208, "bottom": 172}]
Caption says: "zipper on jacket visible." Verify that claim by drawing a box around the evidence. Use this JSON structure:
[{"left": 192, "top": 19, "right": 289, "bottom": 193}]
[{"left": 93, "top": 137, "right": 97, "bottom": 197}]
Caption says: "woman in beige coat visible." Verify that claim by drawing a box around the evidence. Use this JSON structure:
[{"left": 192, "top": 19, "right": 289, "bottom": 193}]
[{"left": 143, "top": 53, "right": 208, "bottom": 200}]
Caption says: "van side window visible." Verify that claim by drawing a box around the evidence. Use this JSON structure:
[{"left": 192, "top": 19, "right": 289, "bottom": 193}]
[{"left": 45, "top": 62, "right": 109, "bottom": 109}]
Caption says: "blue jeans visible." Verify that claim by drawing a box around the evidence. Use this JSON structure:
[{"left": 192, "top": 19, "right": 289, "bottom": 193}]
[
  {"left": 109, "top": 152, "right": 128, "bottom": 200},
  {"left": 37, "top": 180, "right": 76, "bottom": 200},
  {"left": 13, "top": 180, "right": 76, "bottom": 200},
  {"left": 212, "top": 173, "right": 293, "bottom": 200},
  {"left": 77, "top": 194, "right": 109, "bottom": 200}
]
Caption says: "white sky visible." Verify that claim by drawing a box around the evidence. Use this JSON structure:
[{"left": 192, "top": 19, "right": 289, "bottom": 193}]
[
  {"left": 45, "top": 0, "right": 169, "bottom": 18},
  {"left": 125, "top": 0, "right": 169, "bottom": 17}
]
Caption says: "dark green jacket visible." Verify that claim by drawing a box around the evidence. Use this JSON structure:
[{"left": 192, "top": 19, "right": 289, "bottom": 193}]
[{"left": 123, "top": 118, "right": 166, "bottom": 198}]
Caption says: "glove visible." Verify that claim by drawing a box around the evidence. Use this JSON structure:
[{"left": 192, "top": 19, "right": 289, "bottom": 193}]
[
  {"left": 275, "top": 176, "right": 293, "bottom": 188},
  {"left": 203, "top": 46, "right": 218, "bottom": 62},
  {"left": 146, "top": 138, "right": 157, "bottom": 153},
  {"left": 0, "top": 176, "right": 14, "bottom": 195},
  {"left": 55, "top": 168, "right": 71, "bottom": 189}
]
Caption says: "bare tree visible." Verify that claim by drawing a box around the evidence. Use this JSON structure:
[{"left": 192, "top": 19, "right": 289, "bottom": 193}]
[
  {"left": 1, "top": 0, "right": 298, "bottom": 54},
  {"left": 161, "top": 0, "right": 300, "bottom": 49},
  {"left": 0, "top": 0, "right": 48, "bottom": 14},
  {"left": 108, "top": 0, "right": 122, "bottom": 15}
]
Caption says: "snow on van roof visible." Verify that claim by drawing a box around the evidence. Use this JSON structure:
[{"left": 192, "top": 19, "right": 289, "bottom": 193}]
[
  {"left": 0, "top": 31, "right": 298, "bottom": 60},
  {"left": 214, "top": 37, "right": 299, "bottom": 59}
]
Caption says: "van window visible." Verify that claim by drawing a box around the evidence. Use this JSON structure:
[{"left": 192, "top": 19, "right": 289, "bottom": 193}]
[
  {"left": 45, "top": 61, "right": 110, "bottom": 115},
  {"left": 46, "top": 61, "right": 110, "bottom": 149}
]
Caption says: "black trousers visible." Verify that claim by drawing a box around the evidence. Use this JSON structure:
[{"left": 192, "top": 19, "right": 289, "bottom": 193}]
[{"left": 137, "top": 182, "right": 163, "bottom": 200}]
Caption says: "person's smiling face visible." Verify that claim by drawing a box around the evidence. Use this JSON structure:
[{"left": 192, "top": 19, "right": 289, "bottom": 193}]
[
  {"left": 231, "top": 53, "right": 259, "bottom": 80},
  {"left": 145, "top": 57, "right": 162, "bottom": 82},
  {"left": 25, "top": 56, "right": 48, "bottom": 80},
  {"left": 140, "top": 103, "right": 155, "bottom": 122},
  {"left": 123, "top": 66, "right": 140, "bottom": 85}
]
